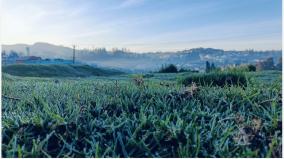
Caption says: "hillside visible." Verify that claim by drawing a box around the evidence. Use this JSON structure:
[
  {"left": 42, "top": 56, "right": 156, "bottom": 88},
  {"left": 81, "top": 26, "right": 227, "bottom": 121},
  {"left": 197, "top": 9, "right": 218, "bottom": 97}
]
[
  {"left": 2, "top": 64, "right": 124, "bottom": 77},
  {"left": 2, "top": 42, "right": 72, "bottom": 59},
  {"left": 3, "top": 43, "right": 282, "bottom": 71}
]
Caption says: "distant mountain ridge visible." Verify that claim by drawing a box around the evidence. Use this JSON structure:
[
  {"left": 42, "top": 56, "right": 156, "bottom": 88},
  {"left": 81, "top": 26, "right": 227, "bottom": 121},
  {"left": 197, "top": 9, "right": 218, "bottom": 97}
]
[
  {"left": 3, "top": 42, "right": 72, "bottom": 59},
  {"left": 2, "top": 42, "right": 282, "bottom": 71}
]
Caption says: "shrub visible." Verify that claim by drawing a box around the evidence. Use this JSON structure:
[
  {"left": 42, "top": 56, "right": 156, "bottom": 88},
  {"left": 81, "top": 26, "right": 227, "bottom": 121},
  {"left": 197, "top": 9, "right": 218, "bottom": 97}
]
[
  {"left": 158, "top": 64, "right": 178, "bottom": 73},
  {"left": 224, "top": 65, "right": 256, "bottom": 72},
  {"left": 179, "top": 71, "right": 248, "bottom": 87},
  {"left": 247, "top": 64, "right": 256, "bottom": 72}
]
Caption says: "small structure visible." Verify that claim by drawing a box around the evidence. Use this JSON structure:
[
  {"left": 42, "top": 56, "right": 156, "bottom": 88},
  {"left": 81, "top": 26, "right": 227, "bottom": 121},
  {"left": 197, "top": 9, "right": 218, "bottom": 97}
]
[{"left": 255, "top": 57, "right": 275, "bottom": 71}]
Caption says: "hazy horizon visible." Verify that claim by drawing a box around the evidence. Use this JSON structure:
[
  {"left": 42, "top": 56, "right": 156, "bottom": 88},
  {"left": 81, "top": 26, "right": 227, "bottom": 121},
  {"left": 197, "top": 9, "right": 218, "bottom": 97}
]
[
  {"left": 1, "top": 0, "right": 282, "bottom": 52},
  {"left": 2, "top": 41, "right": 283, "bottom": 54}
]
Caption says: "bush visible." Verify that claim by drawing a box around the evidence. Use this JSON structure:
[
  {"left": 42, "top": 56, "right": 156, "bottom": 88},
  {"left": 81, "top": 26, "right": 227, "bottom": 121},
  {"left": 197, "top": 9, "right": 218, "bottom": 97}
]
[
  {"left": 179, "top": 71, "right": 248, "bottom": 87},
  {"left": 158, "top": 64, "right": 178, "bottom": 73},
  {"left": 247, "top": 64, "right": 256, "bottom": 72},
  {"left": 224, "top": 65, "right": 256, "bottom": 72}
]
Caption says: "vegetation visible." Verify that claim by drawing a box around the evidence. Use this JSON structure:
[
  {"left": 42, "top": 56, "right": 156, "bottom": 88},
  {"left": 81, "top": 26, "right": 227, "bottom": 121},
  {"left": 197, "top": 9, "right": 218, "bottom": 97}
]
[
  {"left": 178, "top": 68, "right": 189, "bottom": 72},
  {"left": 255, "top": 57, "right": 282, "bottom": 71},
  {"left": 179, "top": 71, "right": 248, "bottom": 87},
  {"left": 2, "top": 64, "right": 124, "bottom": 77},
  {"left": 2, "top": 69, "right": 282, "bottom": 158},
  {"left": 179, "top": 68, "right": 199, "bottom": 73},
  {"left": 225, "top": 64, "right": 256, "bottom": 73},
  {"left": 256, "top": 57, "right": 275, "bottom": 71},
  {"left": 276, "top": 57, "right": 282, "bottom": 70},
  {"left": 247, "top": 64, "right": 256, "bottom": 72},
  {"left": 142, "top": 73, "right": 154, "bottom": 78},
  {"left": 158, "top": 64, "right": 198, "bottom": 73},
  {"left": 158, "top": 64, "right": 178, "bottom": 73},
  {"left": 205, "top": 61, "right": 217, "bottom": 73}
]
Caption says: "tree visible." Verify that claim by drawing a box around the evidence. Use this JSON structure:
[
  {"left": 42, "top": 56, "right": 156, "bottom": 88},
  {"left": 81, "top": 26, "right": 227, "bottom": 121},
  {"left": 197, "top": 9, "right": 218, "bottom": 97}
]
[
  {"left": 247, "top": 64, "right": 256, "bottom": 72},
  {"left": 2, "top": 50, "right": 6, "bottom": 57},
  {"left": 205, "top": 61, "right": 211, "bottom": 73},
  {"left": 211, "top": 63, "right": 216, "bottom": 70},
  {"left": 276, "top": 57, "right": 282, "bottom": 70},
  {"left": 8, "top": 51, "right": 19, "bottom": 59},
  {"left": 206, "top": 61, "right": 217, "bottom": 72},
  {"left": 266, "top": 57, "right": 274, "bottom": 69},
  {"left": 159, "top": 64, "right": 178, "bottom": 73}
]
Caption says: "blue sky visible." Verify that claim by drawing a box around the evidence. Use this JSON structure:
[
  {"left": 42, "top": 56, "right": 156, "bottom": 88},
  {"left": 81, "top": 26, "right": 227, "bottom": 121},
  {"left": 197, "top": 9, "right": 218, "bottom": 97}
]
[{"left": 1, "top": 0, "right": 282, "bottom": 52}]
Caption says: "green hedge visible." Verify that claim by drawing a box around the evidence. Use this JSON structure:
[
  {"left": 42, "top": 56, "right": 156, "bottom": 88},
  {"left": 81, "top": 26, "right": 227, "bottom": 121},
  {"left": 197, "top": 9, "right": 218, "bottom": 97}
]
[{"left": 179, "top": 71, "right": 248, "bottom": 87}]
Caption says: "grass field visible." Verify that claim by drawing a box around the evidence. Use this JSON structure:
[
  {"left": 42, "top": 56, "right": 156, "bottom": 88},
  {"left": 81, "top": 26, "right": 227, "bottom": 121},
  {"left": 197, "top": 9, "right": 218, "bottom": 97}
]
[
  {"left": 2, "top": 64, "right": 124, "bottom": 77},
  {"left": 1, "top": 70, "right": 282, "bottom": 157}
]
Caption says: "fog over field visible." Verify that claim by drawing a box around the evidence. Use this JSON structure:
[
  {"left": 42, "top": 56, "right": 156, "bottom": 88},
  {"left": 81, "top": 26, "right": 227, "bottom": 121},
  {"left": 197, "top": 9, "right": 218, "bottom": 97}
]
[{"left": 3, "top": 42, "right": 282, "bottom": 72}]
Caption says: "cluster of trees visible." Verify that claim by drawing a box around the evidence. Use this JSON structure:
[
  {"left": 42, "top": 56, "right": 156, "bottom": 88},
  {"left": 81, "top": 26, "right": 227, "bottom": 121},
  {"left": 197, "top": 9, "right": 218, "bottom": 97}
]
[
  {"left": 158, "top": 64, "right": 178, "bottom": 73},
  {"left": 2, "top": 50, "right": 20, "bottom": 59},
  {"left": 255, "top": 57, "right": 282, "bottom": 71},
  {"left": 205, "top": 61, "right": 217, "bottom": 73},
  {"left": 205, "top": 57, "right": 281, "bottom": 73},
  {"left": 247, "top": 64, "right": 256, "bottom": 72},
  {"left": 158, "top": 64, "right": 198, "bottom": 73}
]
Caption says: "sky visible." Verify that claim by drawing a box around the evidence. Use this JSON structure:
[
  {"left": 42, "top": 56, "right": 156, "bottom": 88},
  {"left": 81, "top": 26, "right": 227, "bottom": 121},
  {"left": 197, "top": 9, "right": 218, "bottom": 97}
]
[{"left": 1, "top": 0, "right": 282, "bottom": 52}]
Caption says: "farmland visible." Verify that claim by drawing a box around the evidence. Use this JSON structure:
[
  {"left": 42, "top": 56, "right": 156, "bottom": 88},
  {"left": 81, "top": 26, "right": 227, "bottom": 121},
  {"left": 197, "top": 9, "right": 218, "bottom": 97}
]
[{"left": 1, "top": 69, "right": 282, "bottom": 158}]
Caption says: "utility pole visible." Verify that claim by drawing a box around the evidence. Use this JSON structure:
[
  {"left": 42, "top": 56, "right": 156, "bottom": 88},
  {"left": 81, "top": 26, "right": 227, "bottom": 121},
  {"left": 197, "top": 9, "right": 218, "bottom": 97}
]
[
  {"left": 2, "top": 50, "right": 6, "bottom": 65},
  {"left": 72, "top": 45, "right": 76, "bottom": 64}
]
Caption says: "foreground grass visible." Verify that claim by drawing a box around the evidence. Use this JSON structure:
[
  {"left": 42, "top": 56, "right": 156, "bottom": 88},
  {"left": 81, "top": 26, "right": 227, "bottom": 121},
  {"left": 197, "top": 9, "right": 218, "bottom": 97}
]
[{"left": 2, "top": 71, "right": 282, "bottom": 157}]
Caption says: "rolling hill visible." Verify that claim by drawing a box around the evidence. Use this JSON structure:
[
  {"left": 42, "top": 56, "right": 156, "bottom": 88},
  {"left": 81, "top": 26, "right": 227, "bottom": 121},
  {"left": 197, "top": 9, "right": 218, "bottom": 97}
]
[{"left": 2, "top": 42, "right": 282, "bottom": 71}]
